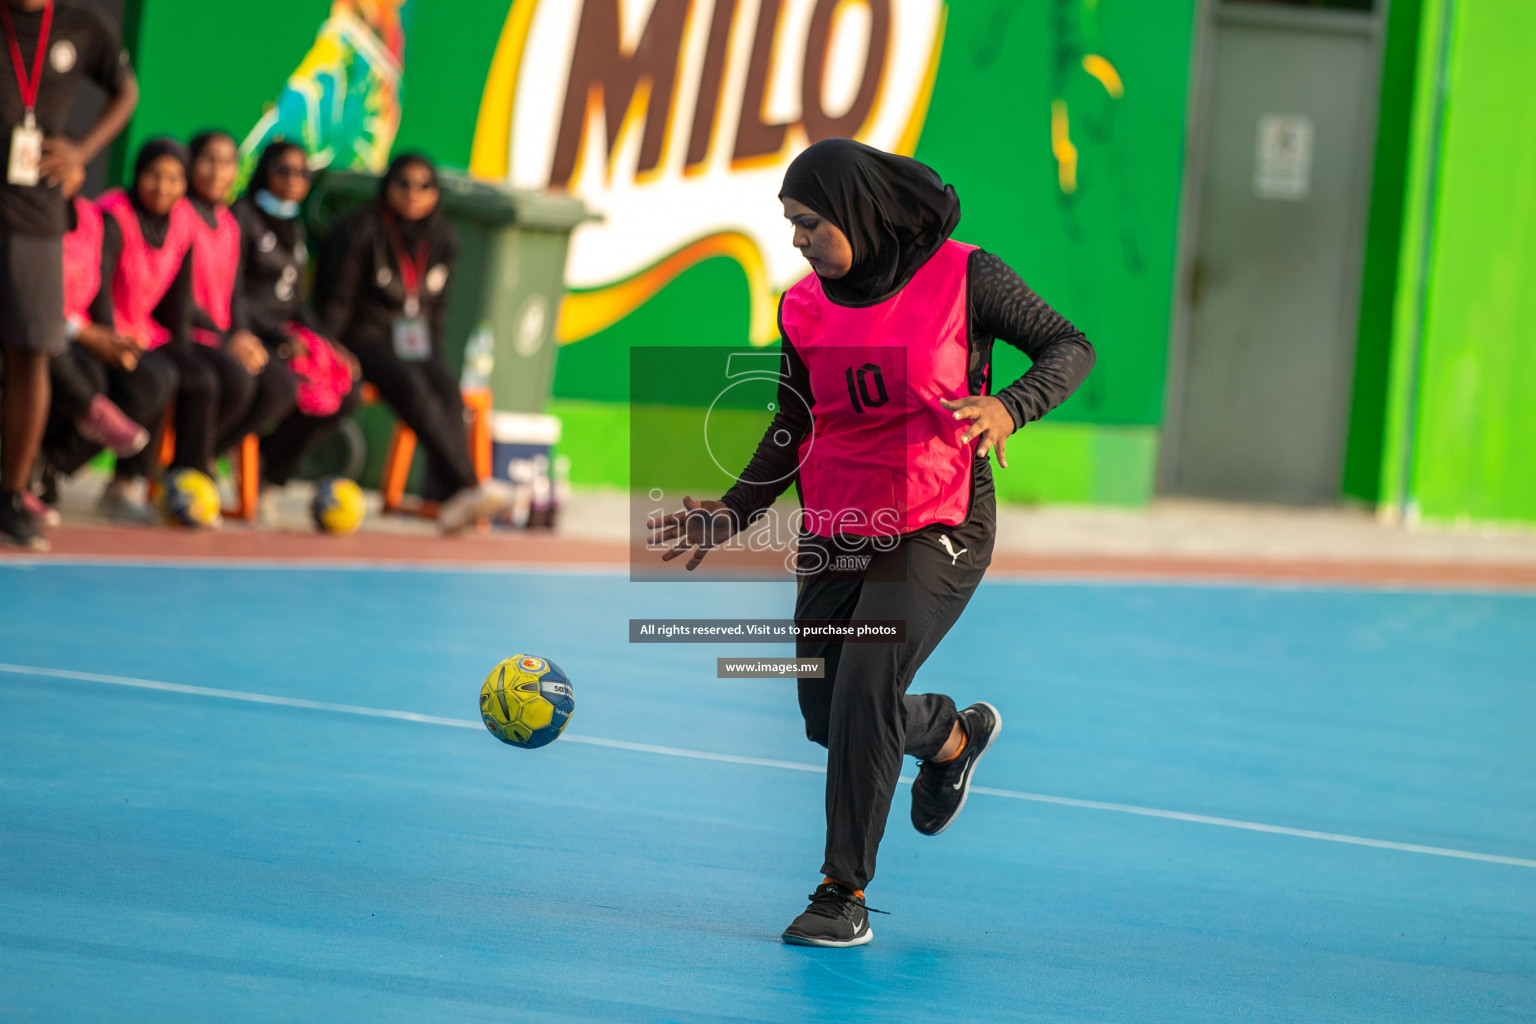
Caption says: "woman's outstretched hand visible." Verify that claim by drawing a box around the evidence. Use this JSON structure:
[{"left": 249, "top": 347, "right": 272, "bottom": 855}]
[
  {"left": 647, "top": 496, "right": 737, "bottom": 571},
  {"left": 940, "top": 396, "right": 1014, "bottom": 468}
]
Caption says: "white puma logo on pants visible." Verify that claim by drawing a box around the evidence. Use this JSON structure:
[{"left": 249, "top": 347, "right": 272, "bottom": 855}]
[{"left": 939, "top": 535, "right": 967, "bottom": 565}]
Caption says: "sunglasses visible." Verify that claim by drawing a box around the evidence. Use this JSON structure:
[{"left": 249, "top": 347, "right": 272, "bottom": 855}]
[
  {"left": 273, "top": 165, "right": 312, "bottom": 180},
  {"left": 391, "top": 178, "right": 438, "bottom": 193}
]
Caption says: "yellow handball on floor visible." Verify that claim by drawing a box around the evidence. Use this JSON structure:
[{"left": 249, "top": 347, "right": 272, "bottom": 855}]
[
  {"left": 157, "top": 468, "right": 222, "bottom": 528},
  {"left": 311, "top": 477, "right": 367, "bottom": 534}
]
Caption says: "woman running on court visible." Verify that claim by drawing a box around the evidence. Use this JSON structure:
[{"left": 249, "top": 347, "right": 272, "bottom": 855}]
[{"left": 651, "top": 139, "right": 1095, "bottom": 947}]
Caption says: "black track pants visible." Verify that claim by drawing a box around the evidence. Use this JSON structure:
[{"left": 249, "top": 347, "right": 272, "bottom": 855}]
[
  {"left": 350, "top": 338, "right": 476, "bottom": 496},
  {"left": 216, "top": 358, "right": 297, "bottom": 456},
  {"left": 794, "top": 466, "right": 997, "bottom": 890},
  {"left": 260, "top": 384, "right": 361, "bottom": 486},
  {"left": 155, "top": 345, "right": 297, "bottom": 471},
  {"left": 155, "top": 343, "right": 247, "bottom": 472},
  {"left": 44, "top": 343, "right": 177, "bottom": 477}
]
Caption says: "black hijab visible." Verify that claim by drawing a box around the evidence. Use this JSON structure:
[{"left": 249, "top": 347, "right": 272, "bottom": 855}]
[
  {"left": 378, "top": 152, "right": 445, "bottom": 250},
  {"left": 244, "top": 139, "right": 308, "bottom": 250},
  {"left": 129, "top": 137, "right": 190, "bottom": 248},
  {"left": 779, "top": 138, "right": 960, "bottom": 306}
]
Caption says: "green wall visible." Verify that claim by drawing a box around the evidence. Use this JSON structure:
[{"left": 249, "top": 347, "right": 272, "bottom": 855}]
[
  {"left": 913, "top": 0, "right": 1195, "bottom": 430},
  {"left": 124, "top": 0, "right": 522, "bottom": 170},
  {"left": 1382, "top": 0, "right": 1536, "bottom": 524},
  {"left": 124, "top": 0, "right": 331, "bottom": 160},
  {"left": 1342, "top": 0, "right": 1422, "bottom": 504},
  {"left": 125, "top": 0, "right": 1197, "bottom": 506}
]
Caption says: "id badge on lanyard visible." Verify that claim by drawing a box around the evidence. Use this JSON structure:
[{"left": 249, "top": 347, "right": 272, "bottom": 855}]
[
  {"left": 2, "top": 2, "right": 52, "bottom": 188},
  {"left": 393, "top": 316, "right": 431, "bottom": 361},
  {"left": 385, "top": 217, "right": 432, "bottom": 361},
  {"left": 8, "top": 114, "right": 41, "bottom": 187}
]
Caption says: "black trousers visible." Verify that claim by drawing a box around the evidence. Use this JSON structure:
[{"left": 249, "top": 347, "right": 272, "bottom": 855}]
[
  {"left": 45, "top": 343, "right": 177, "bottom": 477},
  {"left": 794, "top": 463, "right": 997, "bottom": 890},
  {"left": 351, "top": 337, "right": 476, "bottom": 496},
  {"left": 157, "top": 344, "right": 297, "bottom": 472},
  {"left": 260, "top": 384, "right": 361, "bottom": 486}
]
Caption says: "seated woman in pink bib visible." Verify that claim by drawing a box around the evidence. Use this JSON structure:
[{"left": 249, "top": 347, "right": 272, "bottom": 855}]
[
  {"left": 40, "top": 191, "right": 176, "bottom": 524},
  {"left": 99, "top": 138, "right": 263, "bottom": 482},
  {"left": 651, "top": 139, "right": 1095, "bottom": 948},
  {"left": 184, "top": 131, "right": 300, "bottom": 480}
]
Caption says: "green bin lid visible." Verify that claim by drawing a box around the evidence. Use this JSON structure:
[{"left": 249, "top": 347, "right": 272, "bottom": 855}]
[{"left": 314, "top": 169, "right": 599, "bottom": 231}]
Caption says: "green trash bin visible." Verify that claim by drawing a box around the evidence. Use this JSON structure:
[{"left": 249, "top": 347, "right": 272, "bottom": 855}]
[{"left": 305, "top": 169, "right": 595, "bottom": 493}]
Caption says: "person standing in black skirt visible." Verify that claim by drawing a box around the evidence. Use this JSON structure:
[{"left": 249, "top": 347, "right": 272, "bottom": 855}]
[
  {"left": 320, "top": 152, "right": 510, "bottom": 533},
  {"left": 0, "top": 0, "right": 137, "bottom": 548}
]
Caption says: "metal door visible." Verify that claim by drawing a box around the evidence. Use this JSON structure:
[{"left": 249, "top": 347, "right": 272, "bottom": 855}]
[{"left": 1163, "top": 1, "right": 1382, "bottom": 503}]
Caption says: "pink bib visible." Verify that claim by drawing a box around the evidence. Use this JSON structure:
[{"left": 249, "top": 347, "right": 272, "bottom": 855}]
[
  {"left": 780, "top": 239, "right": 977, "bottom": 538},
  {"left": 190, "top": 203, "right": 241, "bottom": 346},
  {"left": 283, "top": 323, "right": 354, "bottom": 416},
  {"left": 62, "top": 195, "right": 103, "bottom": 327},
  {"left": 98, "top": 190, "right": 197, "bottom": 350}
]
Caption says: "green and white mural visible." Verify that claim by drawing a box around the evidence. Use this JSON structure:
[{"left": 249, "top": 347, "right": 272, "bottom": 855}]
[{"left": 124, "top": 0, "right": 1200, "bottom": 506}]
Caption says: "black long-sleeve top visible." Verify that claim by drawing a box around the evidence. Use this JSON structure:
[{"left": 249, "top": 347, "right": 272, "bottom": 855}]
[
  {"left": 228, "top": 195, "right": 324, "bottom": 347},
  {"left": 99, "top": 214, "right": 194, "bottom": 348},
  {"left": 318, "top": 206, "right": 458, "bottom": 355},
  {"left": 721, "top": 250, "right": 1096, "bottom": 528}
]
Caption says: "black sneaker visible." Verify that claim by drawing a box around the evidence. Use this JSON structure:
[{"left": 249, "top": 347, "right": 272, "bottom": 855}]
[
  {"left": 0, "top": 490, "right": 50, "bottom": 552},
  {"left": 781, "top": 882, "right": 883, "bottom": 947},
  {"left": 911, "top": 701, "right": 1002, "bottom": 836}
]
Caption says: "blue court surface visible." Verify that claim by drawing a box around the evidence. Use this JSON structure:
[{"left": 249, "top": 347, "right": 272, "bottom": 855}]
[{"left": 2, "top": 560, "right": 1533, "bottom": 1022}]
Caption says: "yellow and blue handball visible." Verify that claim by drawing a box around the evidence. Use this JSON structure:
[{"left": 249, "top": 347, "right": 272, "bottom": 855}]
[
  {"left": 479, "top": 655, "right": 575, "bottom": 750},
  {"left": 158, "top": 467, "right": 221, "bottom": 528},
  {"left": 312, "top": 476, "right": 366, "bottom": 534}
]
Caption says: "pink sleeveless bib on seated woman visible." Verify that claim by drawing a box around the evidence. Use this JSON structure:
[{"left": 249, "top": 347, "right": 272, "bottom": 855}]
[
  {"left": 98, "top": 189, "right": 197, "bottom": 351},
  {"left": 62, "top": 196, "right": 103, "bottom": 327},
  {"left": 283, "top": 323, "right": 353, "bottom": 416},
  {"left": 779, "top": 238, "right": 978, "bottom": 539},
  {"left": 189, "top": 202, "right": 240, "bottom": 347}
]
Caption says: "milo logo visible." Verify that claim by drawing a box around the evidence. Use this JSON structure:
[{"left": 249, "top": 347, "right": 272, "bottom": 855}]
[{"left": 471, "top": 0, "right": 947, "bottom": 340}]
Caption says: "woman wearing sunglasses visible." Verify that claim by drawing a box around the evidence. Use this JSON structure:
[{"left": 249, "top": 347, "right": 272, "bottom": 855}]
[
  {"left": 320, "top": 152, "right": 511, "bottom": 533},
  {"left": 228, "top": 139, "right": 358, "bottom": 498}
]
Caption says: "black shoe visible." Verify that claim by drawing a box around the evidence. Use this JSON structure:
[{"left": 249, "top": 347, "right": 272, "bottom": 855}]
[
  {"left": 37, "top": 462, "right": 59, "bottom": 506},
  {"left": 781, "top": 882, "right": 882, "bottom": 947},
  {"left": 0, "top": 490, "right": 50, "bottom": 552},
  {"left": 911, "top": 701, "right": 1002, "bottom": 836}
]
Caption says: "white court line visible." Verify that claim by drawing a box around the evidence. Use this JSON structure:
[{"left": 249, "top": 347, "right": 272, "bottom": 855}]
[{"left": 3, "top": 661, "right": 1534, "bottom": 871}]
